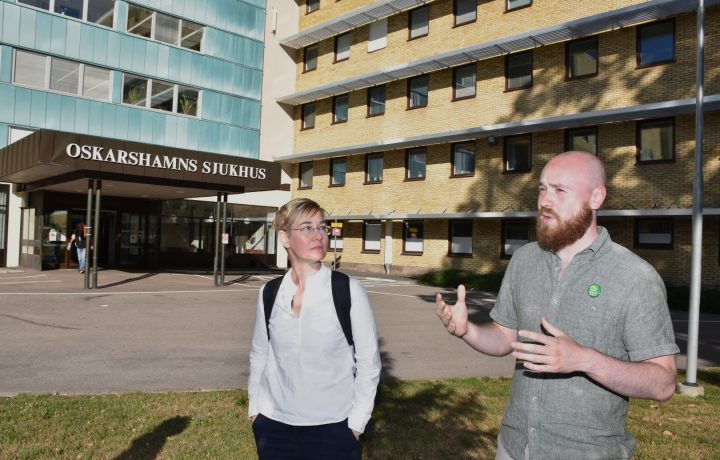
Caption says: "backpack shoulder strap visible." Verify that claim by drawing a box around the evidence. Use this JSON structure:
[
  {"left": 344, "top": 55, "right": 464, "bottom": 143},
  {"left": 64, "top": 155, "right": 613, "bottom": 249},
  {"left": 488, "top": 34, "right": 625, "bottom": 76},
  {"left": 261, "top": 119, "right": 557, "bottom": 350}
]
[
  {"left": 262, "top": 276, "right": 284, "bottom": 339},
  {"left": 331, "top": 271, "right": 353, "bottom": 346}
]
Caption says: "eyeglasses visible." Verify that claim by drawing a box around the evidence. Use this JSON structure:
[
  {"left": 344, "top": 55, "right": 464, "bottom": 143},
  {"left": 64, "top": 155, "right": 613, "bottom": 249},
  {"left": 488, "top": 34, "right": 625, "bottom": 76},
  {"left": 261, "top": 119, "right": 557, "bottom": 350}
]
[{"left": 288, "top": 225, "right": 331, "bottom": 236}]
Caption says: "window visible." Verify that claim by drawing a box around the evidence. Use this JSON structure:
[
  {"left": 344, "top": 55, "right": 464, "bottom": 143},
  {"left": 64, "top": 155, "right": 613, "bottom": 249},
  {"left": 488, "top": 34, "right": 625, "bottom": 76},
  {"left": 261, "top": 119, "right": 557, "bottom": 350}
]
[
  {"left": 122, "top": 74, "right": 200, "bottom": 116},
  {"left": 506, "top": 51, "right": 532, "bottom": 90},
  {"left": 638, "top": 119, "right": 674, "bottom": 162},
  {"left": 502, "top": 219, "right": 530, "bottom": 258},
  {"left": 635, "top": 218, "right": 673, "bottom": 249},
  {"left": 450, "top": 220, "right": 473, "bottom": 256},
  {"left": 301, "top": 103, "right": 316, "bottom": 129},
  {"left": 409, "top": 6, "right": 429, "bottom": 40},
  {"left": 567, "top": 36, "right": 598, "bottom": 79},
  {"left": 299, "top": 162, "right": 313, "bottom": 189},
  {"left": 13, "top": 50, "right": 112, "bottom": 101},
  {"left": 365, "top": 153, "right": 383, "bottom": 184},
  {"left": 638, "top": 20, "right": 675, "bottom": 67},
  {"left": 330, "top": 158, "right": 347, "bottom": 186},
  {"left": 452, "top": 142, "right": 475, "bottom": 176},
  {"left": 368, "top": 19, "right": 388, "bottom": 52},
  {"left": 127, "top": 5, "right": 203, "bottom": 51},
  {"left": 307, "top": 0, "right": 319, "bottom": 13},
  {"left": 304, "top": 44, "right": 318, "bottom": 72},
  {"left": 408, "top": 75, "right": 429, "bottom": 109},
  {"left": 367, "top": 85, "right": 386, "bottom": 117},
  {"left": 333, "top": 94, "right": 349, "bottom": 124},
  {"left": 20, "top": 0, "right": 114, "bottom": 27},
  {"left": 403, "top": 221, "right": 424, "bottom": 254},
  {"left": 507, "top": 0, "right": 532, "bottom": 11},
  {"left": 453, "top": 64, "right": 476, "bottom": 100},
  {"left": 406, "top": 148, "right": 426, "bottom": 180},
  {"left": 335, "top": 33, "right": 351, "bottom": 62},
  {"left": 454, "top": 0, "right": 476, "bottom": 26},
  {"left": 363, "top": 221, "right": 382, "bottom": 252},
  {"left": 504, "top": 135, "right": 531, "bottom": 172},
  {"left": 565, "top": 127, "right": 597, "bottom": 155}
]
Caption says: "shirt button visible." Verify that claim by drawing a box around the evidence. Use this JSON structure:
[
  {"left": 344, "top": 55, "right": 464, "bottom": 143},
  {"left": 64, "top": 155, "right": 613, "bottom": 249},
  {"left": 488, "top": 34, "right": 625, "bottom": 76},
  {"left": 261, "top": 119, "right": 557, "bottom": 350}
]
[
  {"left": 532, "top": 396, "right": 538, "bottom": 401},
  {"left": 552, "top": 298, "right": 558, "bottom": 305},
  {"left": 530, "top": 427, "right": 536, "bottom": 433}
]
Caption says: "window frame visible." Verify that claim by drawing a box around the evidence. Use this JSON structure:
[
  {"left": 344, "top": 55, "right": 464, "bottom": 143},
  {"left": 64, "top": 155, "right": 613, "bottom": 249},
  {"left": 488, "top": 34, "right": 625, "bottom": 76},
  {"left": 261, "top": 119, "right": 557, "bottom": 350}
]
[
  {"left": 365, "top": 153, "right": 384, "bottom": 184},
  {"left": 634, "top": 218, "right": 674, "bottom": 249},
  {"left": 306, "top": 0, "right": 320, "bottom": 14},
  {"left": 451, "top": 141, "right": 476, "bottom": 177},
  {"left": 506, "top": 0, "right": 532, "bottom": 12},
  {"left": 503, "top": 134, "right": 532, "bottom": 173},
  {"left": 334, "top": 32, "right": 351, "bottom": 63},
  {"left": 301, "top": 103, "right": 316, "bottom": 130},
  {"left": 363, "top": 220, "right": 382, "bottom": 254},
  {"left": 636, "top": 118, "right": 675, "bottom": 164},
  {"left": 407, "top": 74, "right": 429, "bottom": 110},
  {"left": 405, "top": 147, "right": 427, "bottom": 181},
  {"left": 332, "top": 93, "right": 350, "bottom": 124},
  {"left": 121, "top": 73, "right": 200, "bottom": 117},
  {"left": 453, "top": 0, "right": 477, "bottom": 27},
  {"left": 637, "top": 19, "right": 675, "bottom": 68},
  {"left": 303, "top": 44, "right": 318, "bottom": 73},
  {"left": 566, "top": 36, "right": 599, "bottom": 80},
  {"left": 298, "top": 162, "right": 314, "bottom": 189},
  {"left": 408, "top": 5, "right": 430, "bottom": 40},
  {"left": 453, "top": 64, "right": 477, "bottom": 101},
  {"left": 505, "top": 50, "right": 533, "bottom": 91},
  {"left": 448, "top": 220, "right": 473, "bottom": 257},
  {"left": 126, "top": 4, "right": 203, "bottom": 52},
  {"left": 330, "top": 157, "right": 347, "bottom": 187},
  {"left": 501, "top": 219, "right": 530, "bottom": 259},
  {"left": 565, "top": 126, "right": 598, "bottom": 155},
  {"left": 368, "top": 18, "right": 388, "bottom": 52},
  {"left": 367, "top": 85, "right": 386, "bottom": 117},
  {"left": 403, "top": 220, "right": 425, "bottom": 255},
  {"left": 19, "top": 0, "right": 115, "bottom": 28}
]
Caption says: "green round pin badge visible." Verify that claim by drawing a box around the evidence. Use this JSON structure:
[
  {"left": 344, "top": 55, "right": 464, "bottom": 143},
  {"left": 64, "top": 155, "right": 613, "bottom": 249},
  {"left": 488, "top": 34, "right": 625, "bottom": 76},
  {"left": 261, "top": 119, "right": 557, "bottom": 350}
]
[{"left": 587, "top": 284, "right": 601, "bottom": 298}]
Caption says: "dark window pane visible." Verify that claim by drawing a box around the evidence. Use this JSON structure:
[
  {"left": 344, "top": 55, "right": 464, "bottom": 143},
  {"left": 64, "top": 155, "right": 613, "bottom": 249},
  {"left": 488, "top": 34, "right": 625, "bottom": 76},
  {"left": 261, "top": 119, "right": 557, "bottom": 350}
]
[
  {"left": 455, "top": 0, "right": 476, "bottom": 25},
  {"left": 368, "top": 86, "right": 386, "bottom": 116},
  {"left": 409, "top": 7, "right": 429, "bottom": 39},
  {"left": 127, "top": 5, "right": 153, "bottom": 38},
  {"left": 407, "top": 148, "right": 426, "bottom": 179},
  {"left": 409, "top": 75, "right": 428, "bottom": 108},
  {"left": 453, "top": 143, "right": 475, "bottom": 175},
  {"left": 331, "top": 158, "right": 346, "bottom": 185},
  {"left": 507, "top": 51, "right": 532, "bottom": 89},
  {"left": 54, "top": 0, "right": 83, "bottom": 19},
  {"left": 123, "top": 75, "right": 148, "bottom": 106},
  {"left": 505, "top": 136, "right": 531, "bottom": 171},
  {"left": 639, "top": 120, "right": 673, "bottom": 161},
  {"left": 88, "top": 0, "right": 115, "bottom": 27},
  {"left": 639, "top": 21, "right": 674, "bottom": 65},
  {"left": 568, "top": 37, "right": 598, "bottom": 78}
]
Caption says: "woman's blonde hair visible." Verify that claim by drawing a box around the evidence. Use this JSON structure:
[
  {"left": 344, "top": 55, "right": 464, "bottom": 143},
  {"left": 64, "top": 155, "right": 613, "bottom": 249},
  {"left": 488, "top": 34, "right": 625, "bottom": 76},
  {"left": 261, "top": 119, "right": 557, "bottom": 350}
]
[{"left": 272, "top": 198, "right": 327, "bottom": 231}]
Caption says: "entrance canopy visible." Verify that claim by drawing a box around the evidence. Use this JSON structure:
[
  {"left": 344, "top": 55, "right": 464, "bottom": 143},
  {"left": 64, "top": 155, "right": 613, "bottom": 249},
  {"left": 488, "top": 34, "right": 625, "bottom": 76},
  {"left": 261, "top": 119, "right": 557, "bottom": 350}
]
[{"left": 0, "top": 130, "right": 281, "bottom": 199}]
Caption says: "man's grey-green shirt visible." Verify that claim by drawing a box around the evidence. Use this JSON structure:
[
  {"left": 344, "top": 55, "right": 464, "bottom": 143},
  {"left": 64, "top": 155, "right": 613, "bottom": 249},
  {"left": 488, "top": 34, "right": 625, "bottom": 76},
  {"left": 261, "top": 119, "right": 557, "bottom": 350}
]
[{"left": 490, "top": 227, "right": 679, "bottom": 459}]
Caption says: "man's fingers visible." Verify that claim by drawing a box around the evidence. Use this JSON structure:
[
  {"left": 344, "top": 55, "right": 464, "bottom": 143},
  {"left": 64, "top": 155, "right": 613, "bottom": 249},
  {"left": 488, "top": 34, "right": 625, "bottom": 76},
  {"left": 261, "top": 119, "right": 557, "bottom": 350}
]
[
  {"left": 457, "top": 284, "right": 466, "bottom": 304},
  {"left": 540, "top": 317, "right": 565, "bottom": 337}
]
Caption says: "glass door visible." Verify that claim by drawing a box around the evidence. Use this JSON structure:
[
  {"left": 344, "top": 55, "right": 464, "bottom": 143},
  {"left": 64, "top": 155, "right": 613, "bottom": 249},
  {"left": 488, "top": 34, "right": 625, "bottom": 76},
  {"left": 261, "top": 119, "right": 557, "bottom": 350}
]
[{"left": 119, "top": 213, "right": 146, "bottom": 267}]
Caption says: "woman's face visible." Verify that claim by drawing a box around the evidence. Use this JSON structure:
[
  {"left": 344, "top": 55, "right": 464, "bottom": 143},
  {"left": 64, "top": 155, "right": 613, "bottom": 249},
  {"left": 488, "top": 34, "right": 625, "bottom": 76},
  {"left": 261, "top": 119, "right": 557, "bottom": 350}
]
[{"left": 281, "top": 210, "right": 328, "bottom": 264}]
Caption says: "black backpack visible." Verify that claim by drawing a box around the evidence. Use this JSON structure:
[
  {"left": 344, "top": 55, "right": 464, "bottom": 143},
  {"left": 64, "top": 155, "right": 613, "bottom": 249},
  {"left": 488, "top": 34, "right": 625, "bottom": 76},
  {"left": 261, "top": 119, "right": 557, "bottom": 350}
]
[{"left": 262, "top": 271, "right": 353, "bottom": 346}]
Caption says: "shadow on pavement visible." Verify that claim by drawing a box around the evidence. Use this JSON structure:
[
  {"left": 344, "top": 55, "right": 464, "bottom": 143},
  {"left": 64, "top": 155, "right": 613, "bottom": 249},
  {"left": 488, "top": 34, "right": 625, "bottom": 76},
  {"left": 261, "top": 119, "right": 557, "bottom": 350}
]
[
  {"left": 98, "top": 272, "right": 159, "bottom": 289},
  {"left": 113, "top": 415, "right": 191, "bottom": 460}
]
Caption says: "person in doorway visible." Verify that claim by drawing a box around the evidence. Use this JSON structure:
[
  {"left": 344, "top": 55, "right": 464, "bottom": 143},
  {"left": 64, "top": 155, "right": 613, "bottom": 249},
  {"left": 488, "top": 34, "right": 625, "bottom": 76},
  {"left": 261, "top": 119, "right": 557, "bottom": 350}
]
[
  {"left": 248, "top": 198, "right": 381, "bottom": 460},
  {"left": 67, "top": 222, "right": 89, "bottom": 274},
  {"left": 436, "top": 151, "right": 679, "bottom": 459}
]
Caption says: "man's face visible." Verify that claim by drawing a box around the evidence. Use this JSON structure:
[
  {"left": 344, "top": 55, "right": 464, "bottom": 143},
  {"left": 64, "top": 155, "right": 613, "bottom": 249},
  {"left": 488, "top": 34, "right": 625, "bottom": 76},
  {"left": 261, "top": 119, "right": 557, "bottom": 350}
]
[{"left": 536, "top": 157, "right": 595, "bottom": 252}]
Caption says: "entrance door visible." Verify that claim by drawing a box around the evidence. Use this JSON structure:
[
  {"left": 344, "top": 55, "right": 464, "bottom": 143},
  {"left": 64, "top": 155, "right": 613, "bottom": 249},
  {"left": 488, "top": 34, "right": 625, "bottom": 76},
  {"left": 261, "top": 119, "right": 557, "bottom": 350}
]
[
  {"left": 119, "top": 212, "right": 146, "bottom": 267},
  {"left": 0, "top": 184, "right": 8, "bottom": 267}
]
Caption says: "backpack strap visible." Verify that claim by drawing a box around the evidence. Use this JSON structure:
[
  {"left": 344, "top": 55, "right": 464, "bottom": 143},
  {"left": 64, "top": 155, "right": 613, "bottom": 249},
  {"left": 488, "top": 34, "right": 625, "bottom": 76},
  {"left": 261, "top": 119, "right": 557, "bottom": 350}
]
[
  {"left": 262, "top": 276, "right": 284, "bottom": 339},
  {"left": 331, "top": 271, "right": 353, "bottom": 347}
]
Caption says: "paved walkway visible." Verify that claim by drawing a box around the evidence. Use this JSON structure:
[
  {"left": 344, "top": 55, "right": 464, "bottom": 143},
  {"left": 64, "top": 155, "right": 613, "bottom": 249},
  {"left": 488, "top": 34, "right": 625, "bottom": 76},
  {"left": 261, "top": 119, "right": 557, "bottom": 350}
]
[{"left": 0, "top": 268, "right": 717, "bottom": 395}]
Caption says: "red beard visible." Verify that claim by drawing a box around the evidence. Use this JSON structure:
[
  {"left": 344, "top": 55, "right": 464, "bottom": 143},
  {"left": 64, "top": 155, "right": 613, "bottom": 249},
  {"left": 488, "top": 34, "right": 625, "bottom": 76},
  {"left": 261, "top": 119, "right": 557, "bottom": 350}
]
[{"left": 536, "top": 206, "right": 593, "bottom": 252}]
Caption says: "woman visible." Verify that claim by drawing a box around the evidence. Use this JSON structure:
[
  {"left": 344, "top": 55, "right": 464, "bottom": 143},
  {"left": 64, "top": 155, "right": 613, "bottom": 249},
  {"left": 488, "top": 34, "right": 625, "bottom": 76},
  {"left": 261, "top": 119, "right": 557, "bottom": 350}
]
[{"left": 248, "top": 198, "right": 381, "bottom": 459}]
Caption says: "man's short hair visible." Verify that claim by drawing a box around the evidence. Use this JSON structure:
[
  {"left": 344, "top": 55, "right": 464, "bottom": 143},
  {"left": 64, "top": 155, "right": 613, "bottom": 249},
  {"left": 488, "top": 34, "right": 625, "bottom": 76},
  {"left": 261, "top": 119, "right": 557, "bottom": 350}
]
[{"left": 273, "top": 198, "right": 327, "bottom": 231}]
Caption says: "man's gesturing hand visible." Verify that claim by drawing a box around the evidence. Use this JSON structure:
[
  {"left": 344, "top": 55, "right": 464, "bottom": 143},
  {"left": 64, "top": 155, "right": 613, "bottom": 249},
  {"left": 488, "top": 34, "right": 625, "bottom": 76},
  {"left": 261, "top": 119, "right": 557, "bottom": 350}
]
[
  {"left": 435, "top": 285, "right": 469, "bottom": 338},
  {"left": 511, "top": 317, "right": 590, "bottom": 374}
]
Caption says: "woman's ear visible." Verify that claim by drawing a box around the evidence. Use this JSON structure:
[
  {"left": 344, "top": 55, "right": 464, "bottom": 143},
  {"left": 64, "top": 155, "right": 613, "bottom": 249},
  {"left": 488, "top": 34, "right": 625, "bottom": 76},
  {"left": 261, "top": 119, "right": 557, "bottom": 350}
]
[{"left": 278, "top": 229, "right": 291, "bottom": 249}]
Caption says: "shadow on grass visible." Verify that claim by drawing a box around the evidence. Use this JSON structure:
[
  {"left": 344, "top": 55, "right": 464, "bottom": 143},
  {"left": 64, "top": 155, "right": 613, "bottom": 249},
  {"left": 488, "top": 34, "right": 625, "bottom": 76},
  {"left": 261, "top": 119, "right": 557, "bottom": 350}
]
[{"left": 113, "top": 416, "right": 191, "bottom": 460}]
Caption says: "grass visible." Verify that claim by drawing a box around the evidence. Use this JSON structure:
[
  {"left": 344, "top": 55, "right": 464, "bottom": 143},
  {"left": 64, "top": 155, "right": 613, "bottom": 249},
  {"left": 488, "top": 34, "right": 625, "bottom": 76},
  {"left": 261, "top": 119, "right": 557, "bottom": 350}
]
[
  {"left": 1, "top": 370, "right": 718, "bottom": 459},
  {"left": 417, "top": 269, "right": 720, "bottom": 314}
]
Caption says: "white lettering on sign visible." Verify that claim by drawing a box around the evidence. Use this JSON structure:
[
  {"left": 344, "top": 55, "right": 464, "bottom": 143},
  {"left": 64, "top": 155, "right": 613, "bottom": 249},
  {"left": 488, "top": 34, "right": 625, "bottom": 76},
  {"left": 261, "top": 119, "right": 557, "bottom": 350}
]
[{"left": 65, "top": 143, "right": 267, "bottom": 180}]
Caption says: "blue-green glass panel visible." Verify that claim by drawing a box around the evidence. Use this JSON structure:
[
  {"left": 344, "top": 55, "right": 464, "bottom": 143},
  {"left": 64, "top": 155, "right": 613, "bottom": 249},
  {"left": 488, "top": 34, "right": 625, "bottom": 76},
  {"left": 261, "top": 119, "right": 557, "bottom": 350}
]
[
  {"left": 219, "top": 123, "right": 231, "bottom": 153},
  {"left": 167, "top": 47, "right": 182, "bottom": 79},
  {"left": 0, "top": 45, "right": 12, "bottom": 83},
  {"left": 220, "top": 94, "right": 232, "bottom": 123},
  {"left": 30, "top": 91, "right": 46, "bottom": 126},
  {"left": 0, "top": 85, "right": 16, "bottom": 123},
  {"left": 19, "top": 8, "right": 36, "bottom": 48},
  {"left": 198, "top": 121, "right": 218, "bottom": 152},
  {"left": 200, "top": 91, "right": 218, "bottom": 120},
  {"left": 0, "top": 123, "right": 8, "bottom": 148},
  {"left": 230, "top": 97, "right": 241, "bottom": 126},
  {"left": 156, "top": 45, "right": 169, "bottom": 79},
  {"left": 176, "top": 116, "right": 189, "bottom": 148},
  {"left": 164, "top": 115, "right": 177, "bottom": 148},
  {"left": 248, "top": 100, "right": 260, "bottom": 130},
  {"left": 60, "top": 96, "right": 76, "bottom": 131},
  {"left": 88, "top": 102, "right": 103, "bottom": 136},
  {"left": 190, "top": 53, "right": 202, "bottom": 87},
  {"left": 201, "top": 27, "right": 216, "bottom": 57},
  {"left": 144, "top": 41, "right": 158, "bottom": 76},
  {"left": 114, "top": 105, "right": 129, "bottom": 140},
  {"left": 13, "top": 87, "right": 31, "bottom": 126},
  {"left": 65, "top": 19, "right": 81, "bottom": 59},
  {"left": 74, "top": 98, "right": 90, "bottom": 134},
  {"left": 45, "top": 93, "right": 62, "bottom": 130},
  {"left": 2, "top": 3, "right": 20, "bottom": 45},
  {"left": 0, "top": 4, "right": 4, "bottom": 44},
  {"left": 127, "top": 108, "right": 141, "bottom": 141},
  {"left": 212, "top": 59, "right": 224, "bottom": 92},
  {"left": 93, "top": 27, "right": 109, "bottom": 65},
  {"left": 114, "top": 0, "right": 127, "bottom": 33},
  {"left": 139, "top": 110, "right": 153, "bottom": 143},
  {"left": 106, "top": 32, "right": 120, "bottom": 68},
  {"left": 179, "top": 52, "right": 192, "bottom": 83},
  {"left": 79, "top": 24, "right": 94, "bottom": 61},
  {"left": 102, "top": 104, "right": 116, "bottom": 138},
  {"left": 119, "top": 35, "right": 134, "bottom": 70},
  {"left": 131, "top": 38, "right": 146, "bottom": 74},
  {"left": 199, "top": 54, "right": 213, "bottom": 89},
  {"left": 112, "top": 72, "right": 122, "bottom": 104},
  {"left": 34, "top": 12, "right": 53, "bottom": 53},
  {"left": 151, "top": 112, "right": 164, "bottom": 144}
]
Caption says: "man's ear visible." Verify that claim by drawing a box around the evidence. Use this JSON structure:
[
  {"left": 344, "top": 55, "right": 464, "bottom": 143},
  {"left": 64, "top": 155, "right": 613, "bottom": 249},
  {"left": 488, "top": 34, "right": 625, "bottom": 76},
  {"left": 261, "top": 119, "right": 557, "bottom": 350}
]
[
  {"left": 278, "top": 230, "right": 291, "bottom": 249},
  {"left": 590, "top": 185, "right": 607, "bottom": 210}
]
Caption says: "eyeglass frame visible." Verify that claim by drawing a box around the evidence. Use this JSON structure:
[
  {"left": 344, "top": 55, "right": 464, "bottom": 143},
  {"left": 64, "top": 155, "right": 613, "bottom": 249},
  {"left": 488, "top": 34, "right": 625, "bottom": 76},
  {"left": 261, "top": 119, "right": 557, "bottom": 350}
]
[{"left": 285, "top": 225, "right": 332, "bottom": 236}]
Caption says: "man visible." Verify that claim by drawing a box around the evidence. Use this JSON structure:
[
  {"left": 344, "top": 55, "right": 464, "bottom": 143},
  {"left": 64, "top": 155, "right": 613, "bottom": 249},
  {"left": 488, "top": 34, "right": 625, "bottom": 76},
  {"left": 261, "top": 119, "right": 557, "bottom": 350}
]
[{"left": 436, "top": 151, "right": 679, "bottom": 459}]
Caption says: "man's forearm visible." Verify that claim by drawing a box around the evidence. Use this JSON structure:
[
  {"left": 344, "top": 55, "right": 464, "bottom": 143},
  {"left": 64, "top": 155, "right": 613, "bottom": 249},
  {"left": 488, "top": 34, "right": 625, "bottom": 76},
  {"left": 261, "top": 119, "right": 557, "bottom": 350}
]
[{"left": 462, "top": 322, "right": 514, "bottom": 357}]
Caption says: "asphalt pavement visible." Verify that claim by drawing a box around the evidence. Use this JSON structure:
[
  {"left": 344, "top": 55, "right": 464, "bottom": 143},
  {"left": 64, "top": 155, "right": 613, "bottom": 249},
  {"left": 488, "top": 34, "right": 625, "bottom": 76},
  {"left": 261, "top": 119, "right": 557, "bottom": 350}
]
[{"left": 0, "top": 268, "right": 717, "bottom": 396}]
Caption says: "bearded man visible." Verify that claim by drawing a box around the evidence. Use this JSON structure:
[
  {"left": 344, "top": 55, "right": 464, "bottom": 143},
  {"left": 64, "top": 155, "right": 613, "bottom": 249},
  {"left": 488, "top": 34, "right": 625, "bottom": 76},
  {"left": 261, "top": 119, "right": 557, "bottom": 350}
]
[{"left": 436, "top": 151, "right": 679, "bottom": 459}]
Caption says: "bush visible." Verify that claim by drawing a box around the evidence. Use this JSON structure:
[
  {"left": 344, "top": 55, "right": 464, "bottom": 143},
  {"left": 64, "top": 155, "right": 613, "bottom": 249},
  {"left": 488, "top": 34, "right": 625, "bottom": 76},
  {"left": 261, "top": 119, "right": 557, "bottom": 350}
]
[
  {"left": 416, "top": 269, "right": 505, "bottom": 292},
  {"left": 665, "top": 283, "right": 720, "bottom": 314}
]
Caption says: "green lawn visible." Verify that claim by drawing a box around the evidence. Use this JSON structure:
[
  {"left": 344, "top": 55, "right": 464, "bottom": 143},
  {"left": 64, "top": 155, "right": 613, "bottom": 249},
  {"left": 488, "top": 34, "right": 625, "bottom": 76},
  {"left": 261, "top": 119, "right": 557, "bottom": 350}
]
[{"left": 1, "top": 370, "right": 718, "bottom": 459}]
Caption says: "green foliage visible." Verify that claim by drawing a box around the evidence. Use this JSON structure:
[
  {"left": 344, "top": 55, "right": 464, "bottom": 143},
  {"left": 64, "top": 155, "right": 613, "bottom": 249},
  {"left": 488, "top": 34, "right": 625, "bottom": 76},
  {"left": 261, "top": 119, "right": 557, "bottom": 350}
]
[
  {"left": 417, "top": 269, "right": 505, "bottom": 292},
  {"left": 665, "top": 283, "right": 720, "bottom": 314},
  {"left": 179, "top": 95, "right": 197, "bottom": 115}
]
